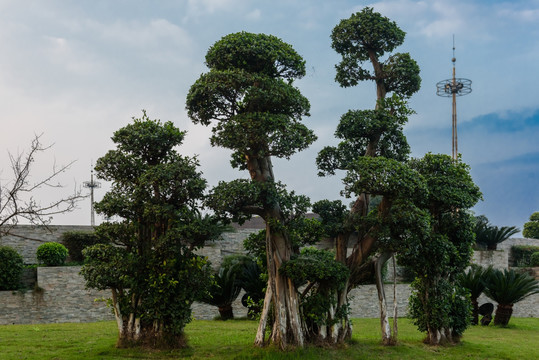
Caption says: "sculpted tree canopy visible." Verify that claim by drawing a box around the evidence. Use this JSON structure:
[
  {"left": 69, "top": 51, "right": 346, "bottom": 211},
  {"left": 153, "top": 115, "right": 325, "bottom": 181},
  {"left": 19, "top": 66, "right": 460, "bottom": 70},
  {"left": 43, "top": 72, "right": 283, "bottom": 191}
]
[
  {"left": 310, "top": 8, "right": 422, "bottom": 345},
  {"left": 331, "top": 7, "right": 420, "bottom": 99},
  {"left": 81, "top": 112, "right": 223, "bottom": 349},
  {"left": 187, "top": 32, "right": 316, "bottom": 349}
]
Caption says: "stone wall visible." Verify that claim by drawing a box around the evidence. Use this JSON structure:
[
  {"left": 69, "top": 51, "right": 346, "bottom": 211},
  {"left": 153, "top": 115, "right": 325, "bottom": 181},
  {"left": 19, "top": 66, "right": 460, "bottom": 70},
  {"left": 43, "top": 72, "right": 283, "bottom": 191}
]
[
  {"left": 0, "top": 266, "right": 112, "bottom": 325},
  {"left": 0, "top": 225, "right": 92, "bottom": 264},
  {"left": 1, "top": 225, "right": 539, "bottom": 324}
]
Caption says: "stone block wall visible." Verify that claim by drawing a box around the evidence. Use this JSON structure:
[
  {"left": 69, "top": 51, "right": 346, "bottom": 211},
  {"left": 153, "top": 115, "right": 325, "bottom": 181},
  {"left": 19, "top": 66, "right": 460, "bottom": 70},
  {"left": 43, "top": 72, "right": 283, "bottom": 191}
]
[
  {"left": 0, "top": 225, "right": 92, "bottom": 264},
  {"left": 1, "top": 225, "right": 539, "bottom": 325},
  {"left": 0, "top": 266, "right": 112, "bottom": 325}
]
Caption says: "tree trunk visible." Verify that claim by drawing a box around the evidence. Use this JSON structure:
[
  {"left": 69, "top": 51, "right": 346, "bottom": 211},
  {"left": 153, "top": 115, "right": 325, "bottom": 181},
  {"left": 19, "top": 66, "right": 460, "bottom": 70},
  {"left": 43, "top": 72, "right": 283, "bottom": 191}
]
[
  {"left": 375, "top": 251, "right": 394, "bottom": 345},
  {"left": 494, "top": 304, "right": 513, "bottom": 326},
  {"left": 218, "top": 304, "right": 234, "bottom": 320},
  {"left": 471, "top": 298, "right": 479, "bottom": 325},
  {"left": 246, "top": 155, "right": 304, "bottom": 348}
]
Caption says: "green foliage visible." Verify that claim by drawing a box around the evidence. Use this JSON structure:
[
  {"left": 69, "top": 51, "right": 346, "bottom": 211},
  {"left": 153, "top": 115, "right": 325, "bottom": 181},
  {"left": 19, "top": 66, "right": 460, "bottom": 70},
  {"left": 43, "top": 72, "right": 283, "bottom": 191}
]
[
  {"left": 484, "top": 268, "right": 539, "bottom": 306},
  {"left": 459, "top": 265, "right": 493, "bottom": 301},
  {"left": 36, "top": 242, "right": 68, "bottom": 266},
  {"left": 199, "top": 256, "right": 244, "bottom": 320},
  {"left": 186, "top": 31, "right": 315, "bottom": 168},
  {"left": 280, "top": 247, "right": 349, "bottom": 289},
  {"left": 331, "top": 7, "right": 420, "bottom": 97},
  {"left": 81, "top": 112, "right": 223, "bottom": 348},
  {"left": 398, "top": 154, "right": 481, "bottom": 342},
  {"left": 483, "top": 268, "right": 539, "bottom": 326},
  {"left": 473, "top": 215, "right": 519, "bottom": 250},
  {"left": 523, "top": 211, "right": 539, "bottom": 239},
  {"left": 459, "top": 265, "right": 494, "bottom": 325},
  {"left": 0, "top": 246, "right": 24, "bottom": 290},
  {"left": 280, "top": 247, "right": 350, "bottom": 334},
  {"left": 316, "top": 95, "right": 414, "bottom": 176},
  {"left": 511, "top": 245, "right": 539, "bottom": 267},
  {"left": 531, "top": 252, "right": 539, "bottom": 266},
  {"left": 61, "top": 231, "right": 106, "bottom": 263}
]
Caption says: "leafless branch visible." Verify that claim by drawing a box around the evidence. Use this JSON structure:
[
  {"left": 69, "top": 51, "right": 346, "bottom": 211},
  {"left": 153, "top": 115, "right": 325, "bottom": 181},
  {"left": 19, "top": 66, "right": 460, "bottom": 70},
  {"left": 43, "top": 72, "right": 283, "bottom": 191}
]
[{"left": 0, "top": 134, "right": 86, "bottom": 238}]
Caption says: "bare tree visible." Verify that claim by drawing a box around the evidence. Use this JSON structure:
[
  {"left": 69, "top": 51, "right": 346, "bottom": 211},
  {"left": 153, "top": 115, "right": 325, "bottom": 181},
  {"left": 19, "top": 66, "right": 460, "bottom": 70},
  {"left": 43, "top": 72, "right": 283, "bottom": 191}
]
[{"left": 0, "top": 134, "right": 84, "bottom": 238}]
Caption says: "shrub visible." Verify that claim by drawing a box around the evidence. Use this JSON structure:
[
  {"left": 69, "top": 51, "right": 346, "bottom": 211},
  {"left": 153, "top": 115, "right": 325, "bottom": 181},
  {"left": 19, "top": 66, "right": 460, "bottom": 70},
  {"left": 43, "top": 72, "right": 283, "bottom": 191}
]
[
  {"left": 531, "top": 252, "right": 539, "bottom": 267},
  {"left": 511, "top": 245, "right": 539, "bottom": 267},
  {"left": 61, "top": 231, "right": 104, "bottom": 263},
  {"left": 36, "top": 242, "right": 68, "bottom": 266},
  {"left": 0, "top": 246, "right": 24, "bottom": 290}
]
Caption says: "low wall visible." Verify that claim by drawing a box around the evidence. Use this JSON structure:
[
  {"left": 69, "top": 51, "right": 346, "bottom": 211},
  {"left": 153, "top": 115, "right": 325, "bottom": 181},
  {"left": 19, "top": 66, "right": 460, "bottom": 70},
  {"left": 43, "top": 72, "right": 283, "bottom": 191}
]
[
  {"left": 0, "top": 266, "right": 112, "bottom": 325},
  {"left": 2, "top": 266, "right": 537, "bottom": 325}
]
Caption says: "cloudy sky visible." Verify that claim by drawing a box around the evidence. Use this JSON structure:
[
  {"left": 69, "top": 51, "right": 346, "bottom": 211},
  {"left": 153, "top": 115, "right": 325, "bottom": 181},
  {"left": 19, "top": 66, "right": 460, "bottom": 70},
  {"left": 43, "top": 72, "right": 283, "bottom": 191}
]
[{"left": 1, "top": 0, "right": 538, "bottom": 233}]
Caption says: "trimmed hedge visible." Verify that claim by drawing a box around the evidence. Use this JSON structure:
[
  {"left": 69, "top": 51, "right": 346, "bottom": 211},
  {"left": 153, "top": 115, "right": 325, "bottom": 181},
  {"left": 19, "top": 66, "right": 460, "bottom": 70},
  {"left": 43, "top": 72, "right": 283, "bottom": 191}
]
[
  {"left": 512, "top": 245, "right": 539, "bottom": 267},
  {"left": 36, "top": 242, "right": 68, "bottom": 266},
  {"left": 0, "top": 246, "right": 24, "bottom": 290},
  {"left": 531, "top": 252, "right": 539, "bottom": 267},
  {"left": 61, "top": 231, "right": 104, "bottom": 262}
]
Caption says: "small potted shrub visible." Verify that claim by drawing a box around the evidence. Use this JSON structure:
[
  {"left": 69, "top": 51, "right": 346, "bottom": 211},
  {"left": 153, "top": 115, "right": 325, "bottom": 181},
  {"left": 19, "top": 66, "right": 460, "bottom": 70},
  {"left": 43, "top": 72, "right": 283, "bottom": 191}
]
[{"left": 36, "top": 242, "right": 69, "bottom": 266}]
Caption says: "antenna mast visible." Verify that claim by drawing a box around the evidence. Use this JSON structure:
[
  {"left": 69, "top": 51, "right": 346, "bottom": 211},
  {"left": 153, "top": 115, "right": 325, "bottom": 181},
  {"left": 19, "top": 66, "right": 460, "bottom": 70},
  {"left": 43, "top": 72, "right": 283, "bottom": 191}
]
[
  {"left": 83, "top": 165, "right": 101, "bottom": 226},
  {"left": 436, "top": 35, "right": 472, "bottom": 161}
]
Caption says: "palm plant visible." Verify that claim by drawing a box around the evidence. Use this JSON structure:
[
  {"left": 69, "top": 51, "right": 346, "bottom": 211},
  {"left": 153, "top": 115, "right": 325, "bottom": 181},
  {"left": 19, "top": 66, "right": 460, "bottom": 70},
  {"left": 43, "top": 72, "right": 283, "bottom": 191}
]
[
  {"left": 474, "top": 216, "right": 519, "bottom": 250},
  {"left": 482, "top": 268, "right": 539, "bottom": 326},
  {"left": 459, "top": 265, "right": 493, "bottom": 325},
  {"left": 200, "top": 263, "right": 242, "bottom": 320},
  {"left": 235, "top": 259, "right": 266, "bottom": 318}
]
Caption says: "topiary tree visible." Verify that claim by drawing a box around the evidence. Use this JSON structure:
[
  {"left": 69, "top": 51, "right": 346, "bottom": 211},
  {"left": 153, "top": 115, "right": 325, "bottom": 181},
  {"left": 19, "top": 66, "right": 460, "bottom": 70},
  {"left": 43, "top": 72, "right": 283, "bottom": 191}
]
[
  {"left": 482, "top": 268, "right": 539, "bottom": 326},
  {"left": 36, "top": 242, "right": 68, "bottom": 266},
  {"left": 312, "top": 7, "right": 421, "bottom": 344},
  {"left": 523, "top": 212, "right": 539, "bottom": 239},
  {"left": 81, "top": 112, "right": 224, "bottom": 349},
  {"left": 187, "top": 31, "right": 316, "bottom": 349},
  {"left": 0, "top": 246, "right": 24, "bottom": 290}
]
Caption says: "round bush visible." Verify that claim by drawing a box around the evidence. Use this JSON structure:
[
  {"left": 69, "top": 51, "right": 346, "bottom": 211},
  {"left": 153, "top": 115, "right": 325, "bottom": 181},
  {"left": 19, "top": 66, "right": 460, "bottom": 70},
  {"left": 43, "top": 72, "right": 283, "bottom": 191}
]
[
  {"left": 36, "top": 242, "right": 68, "bottom": 266},
  {"left": 531, "top": 252, "right": 539, "bottom": 267},
  {"left": 0, "top": 246, "right": 24, "bottom": 290}
]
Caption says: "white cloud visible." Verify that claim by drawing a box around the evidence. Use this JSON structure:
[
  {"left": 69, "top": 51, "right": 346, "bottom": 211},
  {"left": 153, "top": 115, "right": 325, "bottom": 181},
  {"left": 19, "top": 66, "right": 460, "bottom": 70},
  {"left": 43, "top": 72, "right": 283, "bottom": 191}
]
[{"left": 246, "top": 9, "right": 261, "bottom": 21}]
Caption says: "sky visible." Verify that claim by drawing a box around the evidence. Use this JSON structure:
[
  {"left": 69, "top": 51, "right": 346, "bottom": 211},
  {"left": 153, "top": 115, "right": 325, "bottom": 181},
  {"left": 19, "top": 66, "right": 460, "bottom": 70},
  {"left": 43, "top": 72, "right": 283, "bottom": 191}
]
[{"left": 1, "top": 0, "right": 538, "bottom": 234}]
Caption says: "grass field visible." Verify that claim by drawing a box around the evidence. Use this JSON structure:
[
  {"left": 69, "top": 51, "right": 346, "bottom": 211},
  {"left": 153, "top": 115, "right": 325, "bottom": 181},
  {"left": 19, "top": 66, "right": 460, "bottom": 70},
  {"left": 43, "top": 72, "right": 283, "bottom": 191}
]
[{"left": 0, "top": 318, "right": 538, "bottom": 359}]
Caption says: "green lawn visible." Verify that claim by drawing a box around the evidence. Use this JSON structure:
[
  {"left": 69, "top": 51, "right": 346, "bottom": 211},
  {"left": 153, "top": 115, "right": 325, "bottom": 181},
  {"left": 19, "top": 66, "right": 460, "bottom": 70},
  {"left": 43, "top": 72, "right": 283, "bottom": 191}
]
[{"left": 0, "top": 318, "right": 537, "bottom": 359}]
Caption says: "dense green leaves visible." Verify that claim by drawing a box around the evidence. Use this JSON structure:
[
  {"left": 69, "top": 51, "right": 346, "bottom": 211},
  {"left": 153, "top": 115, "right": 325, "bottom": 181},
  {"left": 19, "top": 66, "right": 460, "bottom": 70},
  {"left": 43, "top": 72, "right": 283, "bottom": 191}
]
[
  {"left": 331, "top": 7, "right": 420, "bottom": 98},
  {"left": 523, "top": 212, "right": 539, "bottom": 239},
  {"left": 205, "top": 32, "right": 306, "bottom": 79},
  {"left": 36, "top": 242, "right": 68, "bottom": 266},
  {"left": 0, "top": 246, "right": 23, "bottom": 290},
  {"left": 81, "top": 113, "right": 221, "bottom": 348},
  {"left": 331, "top": 7, "right": 405, "bottom": 63},
  {"left": 342, "top": 156, "right": 426, "bottom": 199},
  {"left": 316, "top": 95, "right": 414, "bottom": 176},
  {"left": 186, "top": 32, "right": 315, "bottom": 167}
]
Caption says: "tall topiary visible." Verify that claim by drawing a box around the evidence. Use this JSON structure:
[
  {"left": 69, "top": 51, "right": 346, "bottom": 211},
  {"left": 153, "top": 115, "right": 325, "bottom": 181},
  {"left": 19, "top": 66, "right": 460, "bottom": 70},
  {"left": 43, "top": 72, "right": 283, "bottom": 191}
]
[
  {"left": 0, "top": 246, "right": 24, "bottom": 290},
  {"left": 81, "top": 112, "right": 224, "bottom": 349},
  {"left": 36, "top": 242, "right": 68, "bottom": 266},
  {"left": 187, "top": 31, "right": 315, "bottom": 348}
]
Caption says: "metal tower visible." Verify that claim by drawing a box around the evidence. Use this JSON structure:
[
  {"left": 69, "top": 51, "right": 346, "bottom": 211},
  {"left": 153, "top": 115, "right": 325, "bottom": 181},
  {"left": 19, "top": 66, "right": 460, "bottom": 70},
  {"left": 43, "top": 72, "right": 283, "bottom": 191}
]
[
  {"left": 436, "top": 36, "right": 472, "bottom": 161},
  {"left": 83, "top": 166, "right": 101, "bottom": 226}
]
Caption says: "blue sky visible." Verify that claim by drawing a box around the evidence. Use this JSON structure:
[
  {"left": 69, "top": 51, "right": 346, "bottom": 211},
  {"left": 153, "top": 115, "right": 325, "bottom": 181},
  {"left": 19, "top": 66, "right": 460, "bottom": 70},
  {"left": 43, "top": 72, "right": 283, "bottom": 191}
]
[{"left": 1, "top": 0, "right": 538, "bottom": 232}]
